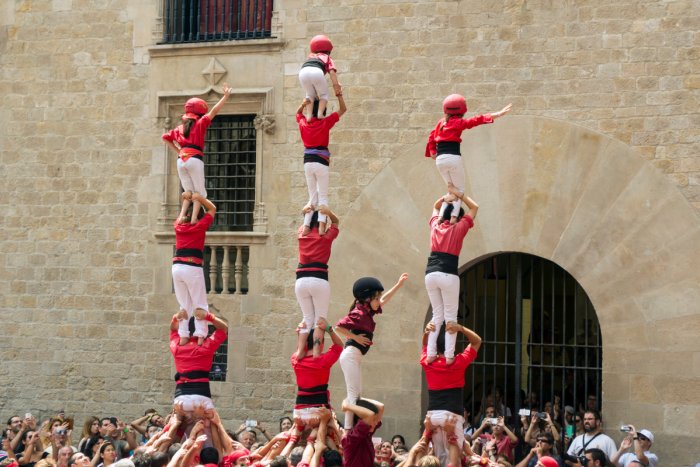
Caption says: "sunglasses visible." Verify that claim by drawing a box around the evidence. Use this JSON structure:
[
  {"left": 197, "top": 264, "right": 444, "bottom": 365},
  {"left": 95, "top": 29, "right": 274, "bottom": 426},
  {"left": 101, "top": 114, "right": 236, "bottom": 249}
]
[{"left": 536, "top": 438, "right": 550, "bottom": 443}]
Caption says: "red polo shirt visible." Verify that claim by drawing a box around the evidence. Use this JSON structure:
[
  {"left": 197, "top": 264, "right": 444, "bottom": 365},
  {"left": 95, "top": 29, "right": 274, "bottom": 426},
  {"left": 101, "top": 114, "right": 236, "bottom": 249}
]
[
  {"left": 173, "top": 213, "right": 214, "bottom": 266},
  {"left": 296, "top": 224, "right": 339, "bottom": 273},
  {"left": 425, "top": 114, "right": 493, "bottom": 157},
  {"left": 162, "top": 115, "right": 212, "bottom": 157},
  {"left": 429, "top": 213, "right": 473, "bottom": 256},
  {"left": 420, "top": 345, "right": 477, "bottom": 390},
  {"left": 169, "top": 329, "right": 227, "bottom": 381},
  {"left": 291, "top": 344, "right": 342, "bottom": 408},
  {"left": 297, "top": 112, "right": 340, "bottom": 148}
]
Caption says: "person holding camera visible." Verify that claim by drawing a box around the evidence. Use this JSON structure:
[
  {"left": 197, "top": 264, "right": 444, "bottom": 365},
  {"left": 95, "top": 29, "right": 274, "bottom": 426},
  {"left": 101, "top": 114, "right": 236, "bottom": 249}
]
[
  {"left": 523, "top": 412, "right": 561, "bottom": 450},
  {"left": 565, "top": 411, "right": 616, "bottom": 465},
  {"left": 611, "top": 426, "right": 657, "bottom": 467},
  {"left": 570, "top": 448, "right": 607, "bottom": 467},
  {"left": 516, "top": 433, "right": 563, "bottom": 467},
  {"left": 473, "top": 416, "right": 519, "bottom": 465}
]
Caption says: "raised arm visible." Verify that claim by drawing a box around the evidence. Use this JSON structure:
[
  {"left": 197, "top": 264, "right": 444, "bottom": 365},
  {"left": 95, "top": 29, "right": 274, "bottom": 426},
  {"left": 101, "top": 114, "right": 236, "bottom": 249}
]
[
  {"left": 192, "top": 193, "right": 216, "bottom": 217},
  {"left": 170, "top": 310, "right": 187, "bottom": 331},
  {"left": 447, "top": 183, "right": 479, "bottom": 220},
  {"left": 337, "top": 93, "right": 347, "bottom": 117},
  {"left": 297, "top": 98, "right": 311, "bottom": 115},
  {"left": 129, "top": 413, "right": 152, "bottom": 437},
  {"left": 445, "top": 322, "right": 482, "bottom": 352},
  {"left": 380, "top": 273, "right": 408, "bottom": 307},
  {"left": 206, "top": 83, "right": 232, "bottom": 120},
  {"left": 317, "top": 318, "right": 343, "bottom": 347},
  {"left": 319, "top": 205, "right": 339, "bottom": 226}
]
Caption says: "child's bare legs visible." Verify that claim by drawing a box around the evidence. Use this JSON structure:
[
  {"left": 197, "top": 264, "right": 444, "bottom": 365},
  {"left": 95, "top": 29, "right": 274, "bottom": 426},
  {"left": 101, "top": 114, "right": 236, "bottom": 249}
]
[
  {"left": 296, "top": 331, "right": 308, "bottom": 360},
  {"left": 190, "top": 194, "right": 202, "bottom": 224},
  {"left": 302, "top": 204, "right": 314, "bottom": 236},
  {"left": 193, "top": 308, "right": 208, "bottom": 346},
  {"left": 304, "top": 100, "right": 314, "bottom": 121},
  {"left": 178, "top": 192, "right": 192, "bottom": 224}
]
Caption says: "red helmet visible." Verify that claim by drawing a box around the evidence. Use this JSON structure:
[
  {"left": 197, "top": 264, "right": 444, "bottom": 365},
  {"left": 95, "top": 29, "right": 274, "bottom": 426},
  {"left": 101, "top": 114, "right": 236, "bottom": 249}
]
[
  {"left": 310, "top": 35, "right": 333, "bottom": 53},
  {"left": 443, "top": 94, "right": 467, "bottom": 115},
  {"left": 184, "top": 98, "right": 208, "bottom": 116}
]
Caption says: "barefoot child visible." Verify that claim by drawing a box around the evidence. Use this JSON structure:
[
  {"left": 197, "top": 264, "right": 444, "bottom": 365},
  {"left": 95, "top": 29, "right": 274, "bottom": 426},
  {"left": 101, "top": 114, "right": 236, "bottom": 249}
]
[
  {"left": 162, "top": 84, "right": 232, "bottom": 224},
  {"left": 334, "top": 274, "right": 408, "bottom": 429},
  {"left": 298, "top": 35, "right": 341, "bottom": 121},
  {"left": 296, "top": 93, "right": 346, "bottom": 235},
  {"left": 425, "top": 95, "right": 511, "bottom": 223}
]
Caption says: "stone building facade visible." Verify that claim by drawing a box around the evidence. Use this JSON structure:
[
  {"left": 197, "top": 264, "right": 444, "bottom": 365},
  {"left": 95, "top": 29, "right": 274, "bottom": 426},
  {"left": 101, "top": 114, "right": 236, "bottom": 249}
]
[{"left": 1, "top": 0, "right": 699, "bottom": 464}]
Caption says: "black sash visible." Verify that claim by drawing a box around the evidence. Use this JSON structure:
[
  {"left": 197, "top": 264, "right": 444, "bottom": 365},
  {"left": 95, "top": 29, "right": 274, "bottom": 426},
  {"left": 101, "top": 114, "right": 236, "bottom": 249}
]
[
  {"left": 174, "top": 381, "right": 211, "bottom": 398},
  {"left": 296, "top": 384, "right": 330, "bottom": 406},
  {"left": 175, "top": 248, "right": 204, "bottom": 259},
  {"left": 182, "top": 144, "right": 203, "bottom": 151},
  {"left": 302, "top": 58, "right": 325, "bottom": 71},
  {"left": 436, "top": 141, "right": 461, "bottom": 156},
  {"left": 174, "top": 370, "right": 209, "bottom": 381},
  {"left": 427, "top": 387, "right": 463, "bottom": 415},
  {"left": 345, "top": 330, "right": 373, "bottom": 355},
  {"left": 425, "top": 251, "right": 459, "bottom": 276},
  {"left": 304, "top": 153, "right": 330, "bottom": 166}
]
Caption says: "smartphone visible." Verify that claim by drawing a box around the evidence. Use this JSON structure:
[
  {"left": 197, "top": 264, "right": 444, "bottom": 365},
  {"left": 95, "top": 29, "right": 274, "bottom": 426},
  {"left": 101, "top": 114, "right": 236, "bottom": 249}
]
[
  {"left": 565, "top": 425, "right": 574, "bottom": 437},
  {"left": 487, "top": 418, "right": 499, "bottom": 425},
  {"left": 245, "top": 419, "right": 257, "bottom": 428},
  {"left": 620, "top": 425, "right": 632, "bottom": 432},
  {"left": 372, "top": 437, "right": 382, "bottom": 449},
  {"left": 536, "top": 412, "right": 548, "bottom": 420},
  {"left": 518, "top": 409, "right": 531, "bottom": 417}
]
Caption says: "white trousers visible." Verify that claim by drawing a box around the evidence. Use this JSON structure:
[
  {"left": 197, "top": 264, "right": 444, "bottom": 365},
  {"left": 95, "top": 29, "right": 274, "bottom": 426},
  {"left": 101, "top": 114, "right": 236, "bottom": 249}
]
[
  {"left": 426, "top": 410, "right": 465, "bottom": 466},
  {"left": 177, "top": 157, "right": 207, "bottom": 197},
  {"left": 425, "top": 272, "right": 460, "bottom": 359},
  {"left": 435, "top": 153, "right": 464, "bottom": 216},
  {"left": 339, "top": 346, "right": 363, "bottom": 428},
  {"left": 298, "top": 66, "right": 329, "bottom": 101},
  {"left": 295, "top": 277, "right": 331, "bottom": 333},
  {"left": 303, "top": 162, "right": 329, "bottom": 225},
  {"left": 172, "top": 263, "right": 209, "bottom": 338},
  {"left": 293, "top": 407, "right": 326, "bottom": 425},
  {"left": 173, "top": 394, "right": 215, "bottom": 411}
]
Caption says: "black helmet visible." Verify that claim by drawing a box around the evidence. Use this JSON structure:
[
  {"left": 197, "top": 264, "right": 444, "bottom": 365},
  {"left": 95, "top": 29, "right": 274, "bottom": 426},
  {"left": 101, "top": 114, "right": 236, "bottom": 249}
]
[{"left": 352, "top": 277, "right": 384, "bottom": 301}]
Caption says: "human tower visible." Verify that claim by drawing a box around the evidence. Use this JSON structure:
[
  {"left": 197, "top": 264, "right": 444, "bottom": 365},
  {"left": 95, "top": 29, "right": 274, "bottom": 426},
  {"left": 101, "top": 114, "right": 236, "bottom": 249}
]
[{"left": 160, "top": 34, "right": 513, "bottom": 467}]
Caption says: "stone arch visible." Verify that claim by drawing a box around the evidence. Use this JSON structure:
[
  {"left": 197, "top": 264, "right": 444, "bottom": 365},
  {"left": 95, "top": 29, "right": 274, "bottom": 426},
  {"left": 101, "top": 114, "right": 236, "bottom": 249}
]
[{"left": 327, "top": 116, "right": 700, "bottom": 448}]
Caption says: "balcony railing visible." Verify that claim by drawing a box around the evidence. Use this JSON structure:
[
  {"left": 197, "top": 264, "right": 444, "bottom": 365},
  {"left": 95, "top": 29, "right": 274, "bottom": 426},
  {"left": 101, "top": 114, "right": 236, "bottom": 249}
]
[
  {"left": 162, "top": 0, "right": 273, "bottom": 43},
  {"left": 154, "top": 231, "right": 268, "bottom": 296}
]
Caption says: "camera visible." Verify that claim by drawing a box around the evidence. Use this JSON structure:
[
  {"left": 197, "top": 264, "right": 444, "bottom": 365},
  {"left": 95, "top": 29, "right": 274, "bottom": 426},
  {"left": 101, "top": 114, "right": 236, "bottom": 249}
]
[
  {"left": 620, "top": 425, "right": 632, "bottom": 432},
  {"left": 245, "top": 419, "right": 257, "bottom": 428},
  {"left": 518, "top": 409, "right": 531, "bottom": 417},
  {"left": 536, "top": 412, "right": 548, "bottom": 420},
  {"left": 578, "top": 456, "right": 588, "bottom": 466}
]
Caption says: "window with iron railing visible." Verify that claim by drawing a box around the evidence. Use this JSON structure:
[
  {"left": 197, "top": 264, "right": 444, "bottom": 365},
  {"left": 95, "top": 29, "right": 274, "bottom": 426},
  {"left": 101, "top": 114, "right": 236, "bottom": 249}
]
[
  {"left": 205, "top": 115, "right": 257, "bottom": 232},
  {"left": 162, "top": 0, "right": 273, "bottom": 43},
  {"left": 208, "top": 322, "right": 228, "bottom": 381}
]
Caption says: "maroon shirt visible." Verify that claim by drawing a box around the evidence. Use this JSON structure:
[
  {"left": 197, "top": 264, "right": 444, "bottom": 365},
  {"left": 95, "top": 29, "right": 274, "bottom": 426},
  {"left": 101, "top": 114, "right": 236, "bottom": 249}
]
[
  {"left": 342, "top": 420, "right": 380, "bottom": 467},
  {"left": 336, "top": 302, "right": 382, "bottom": 335}
]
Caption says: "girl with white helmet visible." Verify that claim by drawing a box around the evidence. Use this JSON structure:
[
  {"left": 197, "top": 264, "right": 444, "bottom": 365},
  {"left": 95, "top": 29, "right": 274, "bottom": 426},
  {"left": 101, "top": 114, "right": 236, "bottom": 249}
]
[
  {"left": 298, "top": 35, "right": 341, "bottom": 121},
  {"left": 334, "top": 274, "right": 408, "bottom": 429},
  {"left": 425, "top": 95, "right": 512, "bottom": 223},
  {"left": 162, "top": 83, "right": 232, "bottom": 224}
]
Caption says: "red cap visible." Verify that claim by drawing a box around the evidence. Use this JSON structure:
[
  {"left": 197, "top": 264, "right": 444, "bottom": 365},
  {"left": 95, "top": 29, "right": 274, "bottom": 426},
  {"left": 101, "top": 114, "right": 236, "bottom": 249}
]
[
  {"left": 222, "top": 449, "right": 250, "bottom": 467},
  {"left": 538, "top": 456, "right": 559, "bottom": 467}
]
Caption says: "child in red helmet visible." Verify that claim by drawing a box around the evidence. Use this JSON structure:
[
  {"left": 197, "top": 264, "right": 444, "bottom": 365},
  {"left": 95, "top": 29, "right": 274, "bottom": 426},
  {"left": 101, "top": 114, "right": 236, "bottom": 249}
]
[
  {"left": 162, "top": 83, "right": 232, "bottom": 224},
  {"left": 298, "top": 35, "right": 341, "bottom": 121},
  {"left": 425, "top": 95, "right": 512, "bottom": 224},
  {"left": 334, "top": 274, "right": 408, "bottom": 429}
]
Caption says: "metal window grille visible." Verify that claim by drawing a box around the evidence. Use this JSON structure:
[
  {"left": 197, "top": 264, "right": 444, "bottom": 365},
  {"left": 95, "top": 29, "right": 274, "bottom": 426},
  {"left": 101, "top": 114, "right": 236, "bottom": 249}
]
[
  {"left": 204, "top": 115, "right": 257, "bottom": 232},
  {"left": 162, "top": 0, "right": 273, "bottom": 43},
  {"left": 430, "top": 253, "right": 602, "bottom": 449},
  {"left": 208, "top": 323, "right": 228, "bottom": 381}
]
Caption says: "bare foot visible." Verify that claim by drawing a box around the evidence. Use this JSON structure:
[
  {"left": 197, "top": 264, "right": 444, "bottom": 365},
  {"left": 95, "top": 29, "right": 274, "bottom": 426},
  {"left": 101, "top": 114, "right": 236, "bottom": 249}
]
[
  {"left": 197, "top": 337, "right": 204, "bottom": 346},
  {"left": 318, "top": 222, "right": 327, "bottom": 236},
  {"left": 302, "top": 226, "right": 311, "bottom": 236},
  {"left": 446, "top": 357, "right": 455, "bottom": 365},
  {"left": 450, "top": 216, "right": 458, "bottom": 225},
  {"left": 426, "top": 355, "right": 437, "bottom": 364},
  {"left": 179, "top": 337, "right": 189, "bottom": 346}
]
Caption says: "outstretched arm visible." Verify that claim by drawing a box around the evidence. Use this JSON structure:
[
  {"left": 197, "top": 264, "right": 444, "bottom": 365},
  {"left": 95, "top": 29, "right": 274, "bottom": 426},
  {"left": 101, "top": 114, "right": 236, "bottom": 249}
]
[
  {"left": 490, "top": 103, "right": 512, "bottom": 120},
  {"left": 206, "top": 83, "right": 232, "bottom": 120},
  {"left": 380, "top": 273, "right": 408, "bottom": 306}
]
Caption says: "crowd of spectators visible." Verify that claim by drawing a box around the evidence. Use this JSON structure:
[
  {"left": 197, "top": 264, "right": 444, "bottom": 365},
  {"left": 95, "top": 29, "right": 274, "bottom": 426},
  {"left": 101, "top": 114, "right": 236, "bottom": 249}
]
[{"left": 1, "top": 399, "right": 659, "bottom": 467}]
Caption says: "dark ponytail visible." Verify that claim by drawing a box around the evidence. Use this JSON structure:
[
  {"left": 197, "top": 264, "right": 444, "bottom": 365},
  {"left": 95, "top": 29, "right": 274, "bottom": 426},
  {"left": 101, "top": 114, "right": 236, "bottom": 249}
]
[{"left": 182, "top": 118, "right": 196, "bottom": 138}]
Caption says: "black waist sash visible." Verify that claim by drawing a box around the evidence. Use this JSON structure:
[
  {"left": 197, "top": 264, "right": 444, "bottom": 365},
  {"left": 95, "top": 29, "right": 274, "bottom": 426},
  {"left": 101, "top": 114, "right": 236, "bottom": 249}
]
[
  {"left": 345, "top": 330, "right": 373, "bottom": 355},
  {"left": 304, "top": 153, "right": 330, "bottom": 166},
  {"left": 174, "top": 248, "right": 204, "bottom": 259},
  {"left": 436, "top": 141, "right": 461, "bottom": 156},
  {"left": 426, "top": 251, "right": 459, "bottom": 276},
  {"left": 427, "top": 387, "right": 463, "bottom": 414},
  {"left": 296, "top": 262, "right": 329, "bottom": 280},
  {"left": 174, "top": 370, "right": 211, "bottom": 398},
  {"left": 296, "top": 384, "right": 330, "bottom": 406},
  {"left": 183, "top": 144, "right": 203, "bottom": 151},
  {"left": 302, "top": 58, "right": 325, "bottom": 71}
]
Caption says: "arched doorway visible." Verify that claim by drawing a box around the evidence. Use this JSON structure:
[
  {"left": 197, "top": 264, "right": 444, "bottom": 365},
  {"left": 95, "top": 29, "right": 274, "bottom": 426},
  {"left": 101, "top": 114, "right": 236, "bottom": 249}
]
[{"left": 424, "top": 252, "right": 602, "bottom": 426}]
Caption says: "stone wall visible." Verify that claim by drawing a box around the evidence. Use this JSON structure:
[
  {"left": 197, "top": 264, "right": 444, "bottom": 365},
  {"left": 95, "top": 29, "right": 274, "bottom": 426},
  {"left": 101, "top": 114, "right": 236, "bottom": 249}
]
[{"left": 1, "top": 0, "right": 699, "bottom": 464}]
